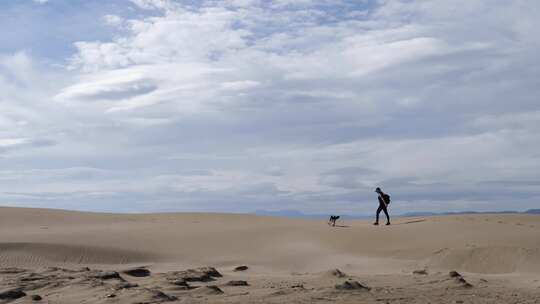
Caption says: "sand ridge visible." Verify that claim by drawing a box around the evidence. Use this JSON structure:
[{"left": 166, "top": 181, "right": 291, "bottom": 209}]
[{"left": 0, "top": 207, "right": 539, "bottom": 303}]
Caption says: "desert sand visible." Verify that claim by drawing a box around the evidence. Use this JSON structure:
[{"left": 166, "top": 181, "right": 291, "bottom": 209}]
[{"left": 0, "top": 207, "right": 539, "bottom": 303}]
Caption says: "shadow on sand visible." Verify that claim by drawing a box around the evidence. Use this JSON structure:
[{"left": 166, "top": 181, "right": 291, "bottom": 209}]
[{"left": 393, "top": 219, "right": 427, "bottom": 225}]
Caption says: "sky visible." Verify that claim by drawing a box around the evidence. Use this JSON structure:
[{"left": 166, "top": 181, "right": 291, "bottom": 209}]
[{"left": 0, "top": 0, "right": 539, "bottom": 215}]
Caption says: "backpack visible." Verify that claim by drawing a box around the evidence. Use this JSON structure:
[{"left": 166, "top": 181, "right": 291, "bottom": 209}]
[{"left": 382, "top": 193, "right": 391, "bottom": 205}]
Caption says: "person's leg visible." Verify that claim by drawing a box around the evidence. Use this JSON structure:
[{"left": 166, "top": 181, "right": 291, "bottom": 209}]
[
  {"left": 382, "top": 205, "right": 390, "bottom": 225},
  {"left": 374, "top": 205, "right": 382, "bottom": 225}
]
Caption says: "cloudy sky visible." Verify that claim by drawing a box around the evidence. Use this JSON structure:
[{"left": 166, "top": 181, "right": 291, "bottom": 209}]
[{"left": 0, "top": 0, "right": 539, "bottom": 215}]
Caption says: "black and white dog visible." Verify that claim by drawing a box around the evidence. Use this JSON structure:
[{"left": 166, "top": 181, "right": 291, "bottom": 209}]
[{"left": 328, "top": 215, "right": 340, "bottom": 227}]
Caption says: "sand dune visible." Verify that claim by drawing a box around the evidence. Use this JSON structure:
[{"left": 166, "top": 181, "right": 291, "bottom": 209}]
[
  {"left": 0, "top": 207, "right": 538, "bottom": 303},
  {"left": 1, "top": 207, "right": 539, "bottom": 274},
  {"left": 0, "top": 242, "right": 154, "bottom": 266}
]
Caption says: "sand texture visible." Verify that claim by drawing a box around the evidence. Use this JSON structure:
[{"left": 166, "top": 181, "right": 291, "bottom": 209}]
[{"left": 0, "top": 207, "right": 539, "bottom": 303}]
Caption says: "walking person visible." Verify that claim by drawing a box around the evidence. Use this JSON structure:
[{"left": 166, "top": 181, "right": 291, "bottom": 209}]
[{"left": 374, "top": 187, "right": 391, "bottom": 225}]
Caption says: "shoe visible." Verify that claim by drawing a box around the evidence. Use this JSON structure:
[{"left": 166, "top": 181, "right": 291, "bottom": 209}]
[
  {"left": 373, "top": 222, "right": 379, "bottom": 225},
  {"left": 386, "top": 222, "right": 391, "bottom": 225}
]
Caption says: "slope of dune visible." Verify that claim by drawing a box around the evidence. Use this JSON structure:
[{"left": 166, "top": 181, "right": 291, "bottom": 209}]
[
  {"left": 0, "top": 207, "right": 538, "bottom": 303},
  {"left": 0, "top": 207, "right": 539, "bottom": 274}
]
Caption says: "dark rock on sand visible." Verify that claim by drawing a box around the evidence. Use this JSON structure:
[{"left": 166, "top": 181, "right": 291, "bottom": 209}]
[
  {"left": 166, "top": 267, "right": 222, "bottom": 282},
  {"left": 130, "top": 288, "right": 177, "bottom": 304},
  {"left": 0, "top": 288, "right": 26, "bottom": 300},
  {"left": 169, "top": 279, "right": 191, "bottom": 290},
  {"left": 413, "top": 269, "right": 428, "bottom": 275},
  {"left": 148, "top": 289, "right": 177, "bottom": 301},
  {"left": 449, "top": 271, "right": 461, "bottom": 278},
  {"left": 193, "top": 285, "right": 224, "bottom": 295},
  {"left": 123, "top": 267, "right": 151, "bottom": 277},
  {"left": 335, "top": 281, "right": 371, "bottom": 291},
  {"left": 328, "top": 269, "right": 347, "bottom": 278},
  {"left": 113, "top": 282, "right": 139, "bottom": 290},
  {"left": 226, "top": 280, "right": 249, "bottom": 286},
  {"left": 90, "top": 271, "right": 123, "bottom": 281},
  {"left": 31, "top": 294, "right": 42, "bottom": 301},
  {"left": 447, "top": 270, "right": 473, "bottom": 288},
  {"left": 233, "top": 266, "right": 249, "bottom": 272},
  {"left": 198, "top": 267, "right": 222, "bottom": 277},
  {"left": 455, "top": 277, "right": 473, "bottom": 288}
]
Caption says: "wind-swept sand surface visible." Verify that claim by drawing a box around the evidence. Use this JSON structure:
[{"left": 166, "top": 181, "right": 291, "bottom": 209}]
[{"left": 0, "top": 207, "right": 539, "bottom": 303}]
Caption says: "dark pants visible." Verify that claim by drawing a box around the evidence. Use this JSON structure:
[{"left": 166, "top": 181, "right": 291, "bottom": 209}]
[{"left": 376, "top": 203, "right": 390, "bottom": 223}]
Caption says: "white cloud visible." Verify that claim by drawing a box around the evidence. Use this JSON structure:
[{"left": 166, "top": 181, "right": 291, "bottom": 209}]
[
  {"left": 103, "top": 14, "right": 124, "bottom": 26},
  {"left": 130, "top": 0, "right": 173, "bottom": 10},
  {"left": 1, "top": 1, "right": 540, "bottom": 214},
  {"left": 0, "top": 137, "right": 55, "bottom": 154},
  {"left": 54, "top": 69, "right": 157, "bottom": 102},
  {"left": 220, "top": 80, "right": 260, "bottom": 91},
  {"left": 0, "top": 138, "right": 30, "bottom": 148}
]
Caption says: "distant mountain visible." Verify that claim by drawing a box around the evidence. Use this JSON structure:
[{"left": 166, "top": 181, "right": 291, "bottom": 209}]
[
  {"left": 254, "top": 209, "right": 534, "bottom": 219},
  {"left": 438, "top": 210, "right": 519, "bottom": 215},
  {"left": 392, "top": 210, "right": 521, "bottom": 217},
  {"left": 400, "top": 212, "right": 439, "bottom": 217}
]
